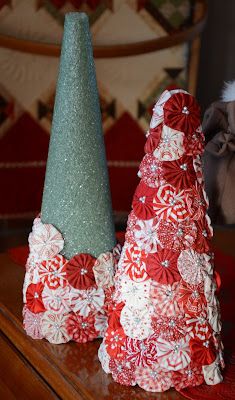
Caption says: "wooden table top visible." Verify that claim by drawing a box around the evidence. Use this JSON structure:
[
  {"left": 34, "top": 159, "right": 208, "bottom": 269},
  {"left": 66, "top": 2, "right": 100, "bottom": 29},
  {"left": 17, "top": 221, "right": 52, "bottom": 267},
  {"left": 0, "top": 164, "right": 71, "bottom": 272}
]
[{"left": 0, "top": 227, "right": 234, "bottom": 400}]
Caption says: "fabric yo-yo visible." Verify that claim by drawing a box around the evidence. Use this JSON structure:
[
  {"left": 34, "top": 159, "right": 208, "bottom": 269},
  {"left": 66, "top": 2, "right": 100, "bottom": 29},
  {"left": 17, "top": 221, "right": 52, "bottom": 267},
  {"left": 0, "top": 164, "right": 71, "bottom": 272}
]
[
  {"left": 98, "top": 89, "right": 224, "bottom": 392},
  {"left": 22, "top": 13, "right": 119, "bottom": 345}
]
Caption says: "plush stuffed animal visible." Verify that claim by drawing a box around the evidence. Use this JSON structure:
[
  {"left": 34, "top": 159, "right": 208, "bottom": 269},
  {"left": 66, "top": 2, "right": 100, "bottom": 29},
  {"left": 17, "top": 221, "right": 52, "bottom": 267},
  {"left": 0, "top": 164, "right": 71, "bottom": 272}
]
[{"left": 202, "top": 81, "right": 235, "bottom": 224}]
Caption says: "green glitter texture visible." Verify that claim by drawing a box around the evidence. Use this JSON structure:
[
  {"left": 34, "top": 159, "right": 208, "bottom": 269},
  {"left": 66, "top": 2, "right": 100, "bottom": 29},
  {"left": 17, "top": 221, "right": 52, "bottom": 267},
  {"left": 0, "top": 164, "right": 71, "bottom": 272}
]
[{"left": 41, "top": 12, "right": 116, "bottom": 259}]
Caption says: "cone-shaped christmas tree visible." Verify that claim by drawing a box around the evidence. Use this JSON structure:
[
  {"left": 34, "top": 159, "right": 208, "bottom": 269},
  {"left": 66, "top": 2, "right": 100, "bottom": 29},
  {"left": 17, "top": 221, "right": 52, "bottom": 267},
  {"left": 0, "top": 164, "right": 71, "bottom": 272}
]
[
  {"left": 22, "top": 12, "right": 119, "bottom": 345},
  {"left": 99, "top": 89, "right": 224, "bottom": 392},
  {"left": 42, "top": 12, "right": 115, "bottom": 258}
]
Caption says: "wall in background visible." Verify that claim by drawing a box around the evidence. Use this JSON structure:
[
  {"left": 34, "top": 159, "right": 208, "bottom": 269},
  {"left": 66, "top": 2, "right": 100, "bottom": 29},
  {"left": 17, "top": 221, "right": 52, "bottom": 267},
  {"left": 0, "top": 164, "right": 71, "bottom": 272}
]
[
  {"left": 197, "top": 0, "right": 235, "bottom": 111},
  {"left": 0, "top": 0, "right": 193, "bottom": 221}
]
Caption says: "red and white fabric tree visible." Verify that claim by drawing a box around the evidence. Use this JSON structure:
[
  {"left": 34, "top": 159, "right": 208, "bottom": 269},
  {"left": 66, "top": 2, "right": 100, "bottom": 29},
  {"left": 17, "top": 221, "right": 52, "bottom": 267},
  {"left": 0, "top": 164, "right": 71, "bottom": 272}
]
[{"left": 99, "top": 89, "right": 224, "bottom": 392}]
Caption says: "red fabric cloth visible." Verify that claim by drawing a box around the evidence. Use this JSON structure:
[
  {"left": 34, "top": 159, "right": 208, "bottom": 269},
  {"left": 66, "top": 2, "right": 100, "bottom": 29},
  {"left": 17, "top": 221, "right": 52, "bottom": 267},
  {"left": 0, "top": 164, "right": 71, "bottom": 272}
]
[
  {"left": 146, "top": 248, "right": 180, "bottom": 284},
  {"left": 164, "top": 93, "right": 201, "bottom": 135},
  {"left": 0, "top": 113, "right": 49, "bottom": 216},
  {"left": 162, "top": 155, "right": 196, "bottom": 190},
  {"left": 132, "top": 181, "right": 156, "bottom": 220},
  {"left": 179, "top": 353, "right": 235, "bottom": 400},
  {"left": 26, "top": 282, "right": 45, "bottom": 313},
  {"left": 65, "top": 253, "right": 96, "bottom": 289},
  {"left": 144, "top": 124, "right": 162, "bottom": 154}
]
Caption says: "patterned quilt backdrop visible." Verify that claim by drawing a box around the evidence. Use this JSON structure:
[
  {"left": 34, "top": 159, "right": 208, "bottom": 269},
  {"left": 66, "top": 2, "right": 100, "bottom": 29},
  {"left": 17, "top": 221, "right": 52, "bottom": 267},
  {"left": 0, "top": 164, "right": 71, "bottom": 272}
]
[{"left": 0, "top": 0, "right": 193, "bottom": 222}]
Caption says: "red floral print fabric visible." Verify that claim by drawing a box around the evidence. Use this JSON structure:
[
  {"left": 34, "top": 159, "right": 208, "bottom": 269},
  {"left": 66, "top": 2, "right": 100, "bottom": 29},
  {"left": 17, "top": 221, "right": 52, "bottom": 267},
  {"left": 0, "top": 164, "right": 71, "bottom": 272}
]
[
  {"left": 178, "top": 281, "right": 206, "bottom": 315},
  {"left": 66, "top": 312, "right": 97, "bottom": 343},
  {"left": 157, "top": 219, "right": 197, "bottom": 252},
  {"left": 109, "top": 358, "right": 136, "bottom": 386},
  {"left": 151, "top": 314, "right": 188, "bottom": 341},
  {"left": 139, "top": 154, "right": 163, "bottom": 188},
  {"left": 184, "top": 126, "right": 205, "bottom": 156},
  {"left": 172, "top": 363, "right": 204, "bottom": 390}
]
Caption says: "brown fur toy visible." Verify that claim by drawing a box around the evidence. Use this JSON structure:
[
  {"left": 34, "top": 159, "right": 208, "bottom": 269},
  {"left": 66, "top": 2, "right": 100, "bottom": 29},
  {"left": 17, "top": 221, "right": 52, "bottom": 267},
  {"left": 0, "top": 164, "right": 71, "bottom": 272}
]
[{"left": 202, "top": 82, "right": 235, "bottom": 224}]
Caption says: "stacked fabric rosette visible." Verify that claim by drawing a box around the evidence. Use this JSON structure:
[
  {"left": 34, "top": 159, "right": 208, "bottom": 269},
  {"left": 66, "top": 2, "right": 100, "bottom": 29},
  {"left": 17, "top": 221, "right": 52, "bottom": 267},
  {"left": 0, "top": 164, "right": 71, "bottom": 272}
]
[
  {"left": 23, "top": 217, "right": 121, "bottom": 344},
  {"left": 99, "top": 89, "right": 224, "bottom": 392}
]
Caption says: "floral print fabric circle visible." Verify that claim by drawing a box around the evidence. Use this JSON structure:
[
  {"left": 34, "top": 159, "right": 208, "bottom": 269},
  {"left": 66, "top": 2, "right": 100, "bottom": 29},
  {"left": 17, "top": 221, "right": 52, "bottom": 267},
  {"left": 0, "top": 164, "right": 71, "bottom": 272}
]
[
  {"left": 66, "top": 312, "right": 98, "bottom": 343},
  {"left": 177, "top": 249, "right": 210, "bottom": 285},
  {"left": 157, "top": 219, "right": 197, "bottom": 252},
  {"left": 93, "top": 252, "right": 115, "bottom": 288},
  {"left": 23, "top": 308, "right": 44, "bottom": 339},
  {"left": 120, "top": 305, "right": 153, "bottom": 340},
  {"left": 138, "top": 154, "right": 163, "bottom": 188}
]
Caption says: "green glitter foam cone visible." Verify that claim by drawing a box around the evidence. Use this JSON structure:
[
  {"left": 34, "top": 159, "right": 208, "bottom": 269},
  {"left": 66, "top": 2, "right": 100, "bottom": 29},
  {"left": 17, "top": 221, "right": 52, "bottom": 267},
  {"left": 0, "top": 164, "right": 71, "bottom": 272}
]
[{"left": 41, "top": 12, "right": 116, "bottom": 259}]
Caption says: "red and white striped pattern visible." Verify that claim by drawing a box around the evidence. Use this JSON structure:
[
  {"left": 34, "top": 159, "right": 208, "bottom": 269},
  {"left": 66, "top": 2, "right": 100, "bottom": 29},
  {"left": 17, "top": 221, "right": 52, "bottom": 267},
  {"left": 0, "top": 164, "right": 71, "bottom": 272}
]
[
  {"left": 156, "top": 336, "right": 191, "bottom": 371},
  {"left": 122, "top": 245, "right": 149, "bottom": 282},
  {"left": 153, "top": 184, "right": 189, "bottom": 222}
]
